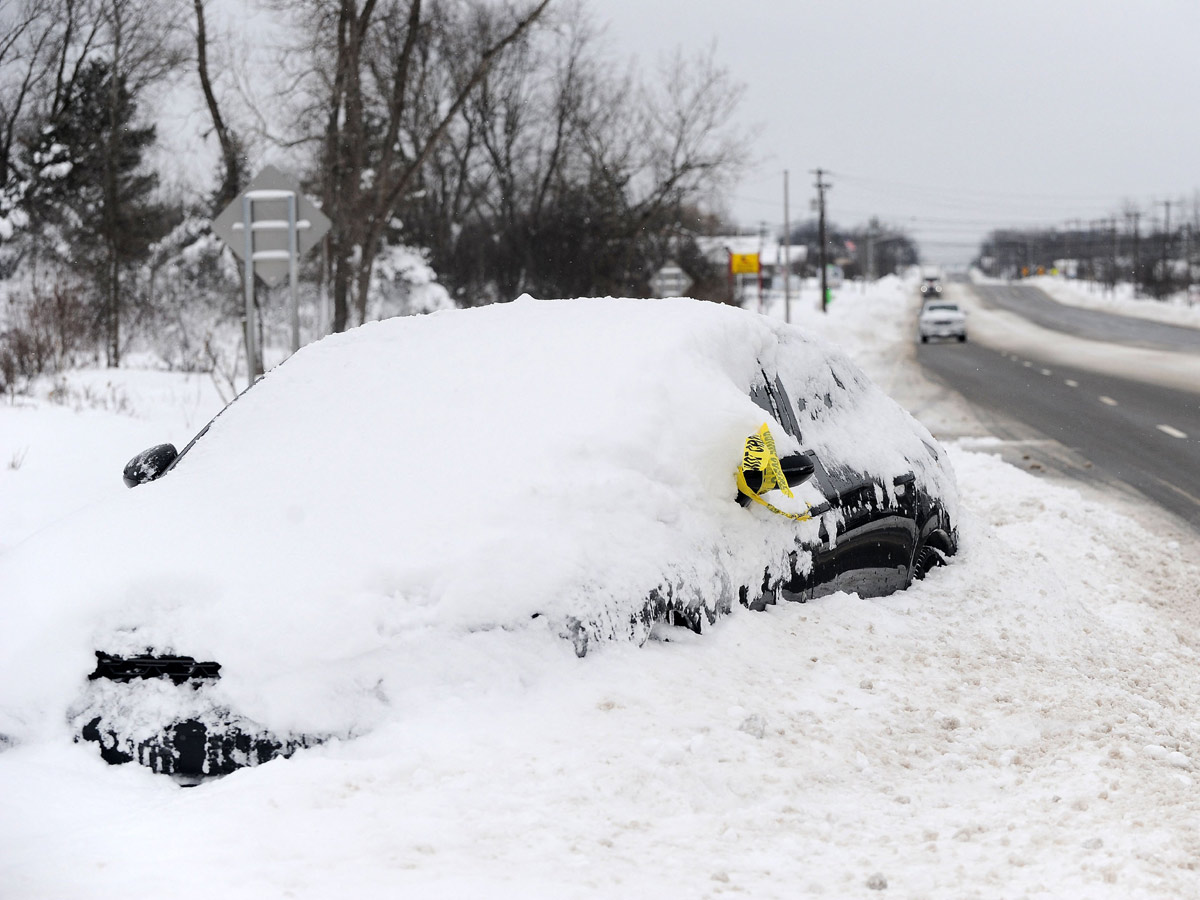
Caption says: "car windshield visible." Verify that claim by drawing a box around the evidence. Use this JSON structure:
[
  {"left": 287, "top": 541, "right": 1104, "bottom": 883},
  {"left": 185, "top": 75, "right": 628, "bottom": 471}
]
[{"left": 924, "top": 304, "right": 958, "bottom": 313}]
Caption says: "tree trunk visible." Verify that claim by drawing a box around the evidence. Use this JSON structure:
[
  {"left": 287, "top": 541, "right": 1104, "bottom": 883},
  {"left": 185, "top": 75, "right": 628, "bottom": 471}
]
[
  {"left": 105, "top": 21, "right": 122, "bottom": 367},
  {"left": 332, "top": 252, "right": 351, "bottom": 333},
  {"left": 192, "top": 0, "right": 242, "bottom": 211},
  {"left": 354, "top": 250, "right": 372, "bottom": 323},
  {"left": 108, "top": 249, "right": 120, "bottom": 366}
]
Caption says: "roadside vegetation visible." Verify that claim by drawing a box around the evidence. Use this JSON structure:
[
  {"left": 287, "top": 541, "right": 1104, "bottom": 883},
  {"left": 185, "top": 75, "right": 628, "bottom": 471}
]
[{"left": 0, "top": 0, "right": 755, "bottom": 392}]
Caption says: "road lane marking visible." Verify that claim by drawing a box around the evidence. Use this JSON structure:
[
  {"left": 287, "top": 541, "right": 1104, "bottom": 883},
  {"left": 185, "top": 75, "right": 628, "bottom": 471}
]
[
  {"left": 1022, "top": 361, "right": 1033, "bottom": 368},
  {"left": 1149, "top": 474, "right": 1200, "bottom": 510},
  {"left": 1099, "top": 396, "right": 1118, "bottom": 406},
  {"left": 1157, "top": 424, "right": 1188, "bottom": 439},
  {"left": 1065, "top": 379, "right": 1079, "bottom": 387},
  {"left": 1040, "top": 368, "right": 1052, "bottom": 376}
]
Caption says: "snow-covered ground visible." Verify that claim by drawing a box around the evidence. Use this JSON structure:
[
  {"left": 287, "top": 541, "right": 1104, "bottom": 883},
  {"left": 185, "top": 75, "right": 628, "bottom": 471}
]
[{"left": 4, "top": 279, "right": 1200, "bottom": 899}]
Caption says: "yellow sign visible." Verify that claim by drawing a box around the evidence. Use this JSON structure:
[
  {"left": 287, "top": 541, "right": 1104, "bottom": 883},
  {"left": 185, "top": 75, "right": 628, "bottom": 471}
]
[{"left": 729, "top": 252, "right": 760, "bottom": 275}]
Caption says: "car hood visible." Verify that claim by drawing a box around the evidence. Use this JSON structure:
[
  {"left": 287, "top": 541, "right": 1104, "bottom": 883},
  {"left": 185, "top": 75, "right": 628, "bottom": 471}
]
[{"left": 0, "top": 297, "right": 956, "bottom": 743}]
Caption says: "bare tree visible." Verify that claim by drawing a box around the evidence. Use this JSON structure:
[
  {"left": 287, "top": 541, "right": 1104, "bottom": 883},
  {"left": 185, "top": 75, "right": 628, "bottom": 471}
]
[
  {"left": 191, "top": 0, "right": 244, "bottom": 212},
  {"left": 457, "top": 0, "right": 593, "bottom": 298},
  {"left": 393, "top": 17, "right": 748, "bottom": 304},
  {"left": 620, "top": 46, "right": 747, "bottom": 229},
  {"left": 287, "top": 0, "right": 551, "bottom": 332},
  {"left": 0, "top": 0, "right": 56, "bottom": 189}
]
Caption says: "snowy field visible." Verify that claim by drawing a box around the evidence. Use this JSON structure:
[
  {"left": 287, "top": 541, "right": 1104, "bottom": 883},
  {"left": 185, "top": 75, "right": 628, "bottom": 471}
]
[{"left": 4, "top": 280, "right": 1200, "bottom": 898}]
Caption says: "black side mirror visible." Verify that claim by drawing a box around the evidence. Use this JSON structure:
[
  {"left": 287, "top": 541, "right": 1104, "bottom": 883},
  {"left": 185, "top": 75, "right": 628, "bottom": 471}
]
[
  {"left": 738, "top": 451, "right": 816, "bottom": 506},
  {"left": 123, "top": 443, "right": 178, "bottom": 488},
  {"left": 779, "top": 452, "right": 816, "bottom": 487}
]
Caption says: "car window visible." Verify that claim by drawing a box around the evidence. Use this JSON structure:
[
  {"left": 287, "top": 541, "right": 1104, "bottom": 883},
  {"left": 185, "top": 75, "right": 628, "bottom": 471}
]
[
  {"left": 770, "top": 375, "right": 803, "bottom": 440},
  {"left": 162, "top": 376, "right": 261, "bottom": 475},
  {"left": 924, "top": 304, "right": 959, "bottom": 313},
  {"left": 750, "top": 378, "right": 779, "bottom": 420},
  {"left": 780, "top": 362, "right": 876, "bottom": 501},
  {"left": 750, "top": 370, "right": 803, "bottom": 442}
]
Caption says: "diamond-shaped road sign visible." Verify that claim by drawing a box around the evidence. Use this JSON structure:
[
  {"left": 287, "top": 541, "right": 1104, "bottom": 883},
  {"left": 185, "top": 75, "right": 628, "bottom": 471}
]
[
  {"left": 212, "top": 165, "right": 331, "bottom": 287},
  {"left": 649, "top": 262, "right": 693, "bottom": 298}
]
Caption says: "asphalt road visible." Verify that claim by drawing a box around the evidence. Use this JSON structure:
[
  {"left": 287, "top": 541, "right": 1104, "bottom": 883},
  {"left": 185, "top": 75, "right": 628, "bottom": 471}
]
[
  {"left": 918, "top": 285, "right": 1200, "bottom": 529},
  {"left": 970, "top": 282, "right": 1200, "bottom": 353}
]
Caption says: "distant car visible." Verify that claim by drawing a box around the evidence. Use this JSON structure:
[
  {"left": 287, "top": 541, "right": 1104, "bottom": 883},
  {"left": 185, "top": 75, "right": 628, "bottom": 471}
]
[
  {"left": 919, "top": 276, "right": 943, "bottom": 298},
  {"left": 0, "top": 298, "right": 958, "bottom": 779},
  {"left": 918, "top": 301, "right": 967, "bottom": 343}
]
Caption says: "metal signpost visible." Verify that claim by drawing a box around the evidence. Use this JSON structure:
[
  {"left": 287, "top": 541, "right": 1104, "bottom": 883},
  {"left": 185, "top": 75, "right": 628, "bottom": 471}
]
[{"left": 212, "top": 166, "right": 331, "bottom": 386}]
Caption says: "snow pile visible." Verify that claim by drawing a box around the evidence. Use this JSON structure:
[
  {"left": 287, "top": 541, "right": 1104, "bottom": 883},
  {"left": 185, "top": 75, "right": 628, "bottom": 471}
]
[
  {"left": 0, "top": 297, "right": 951, "bottom": 749},
  {"left": 0, "top": 370, "right": 226, "bottom": 555},
  {"left": 3, "top": 281, "right": 1200, "bottom": 898}
]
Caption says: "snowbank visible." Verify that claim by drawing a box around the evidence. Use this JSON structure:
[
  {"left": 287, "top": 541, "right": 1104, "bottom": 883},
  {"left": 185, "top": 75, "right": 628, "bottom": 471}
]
[
  {"left": 0, "top": 297, "right": 953, "bottom": 751},
  {"left": 3, "top": 282, "right": 1200, "bottom": 898}
]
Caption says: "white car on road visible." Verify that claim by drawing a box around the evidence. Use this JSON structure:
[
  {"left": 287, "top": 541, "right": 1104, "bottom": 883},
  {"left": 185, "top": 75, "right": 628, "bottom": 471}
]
[{"left": 918, "top": 300, "right": 968, "bottom": 343}]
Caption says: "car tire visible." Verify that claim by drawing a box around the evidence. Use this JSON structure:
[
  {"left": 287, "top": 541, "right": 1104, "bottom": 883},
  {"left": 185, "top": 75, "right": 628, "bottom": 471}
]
[
  {"left": 958, "top": 334, "right": 967, "bottom": 343},
  {"left": 919, "top": 334, "right": 928, "bottom": 343},
  {"left": 911, "top": 542, "right": 944, "bottom": 582}
]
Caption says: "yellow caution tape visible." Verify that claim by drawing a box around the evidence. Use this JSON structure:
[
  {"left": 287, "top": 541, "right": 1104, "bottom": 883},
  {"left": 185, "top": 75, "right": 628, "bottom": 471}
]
[{"left": 736, "top": 423, "right": 812, "bottom": 522}]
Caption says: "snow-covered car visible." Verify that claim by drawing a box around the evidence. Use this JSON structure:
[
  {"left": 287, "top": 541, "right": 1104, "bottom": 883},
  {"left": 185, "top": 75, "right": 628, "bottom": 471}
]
[
  {"left": 0, "top": 297, "right": 957, "bottom": 779},
  {"left": 918, "top": 301, "right": 968, "bottom": 343}
]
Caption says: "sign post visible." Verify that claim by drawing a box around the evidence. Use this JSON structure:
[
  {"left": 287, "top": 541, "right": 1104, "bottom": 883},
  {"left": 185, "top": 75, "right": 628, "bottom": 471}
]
[{"left": 213, "top": 166, "right": 331, "bottom": 386}]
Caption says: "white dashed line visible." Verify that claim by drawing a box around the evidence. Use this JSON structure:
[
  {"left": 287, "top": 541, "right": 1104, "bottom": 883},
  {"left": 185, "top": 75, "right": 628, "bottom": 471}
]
[
  {"left": 1099, "top": 396, "right": 1118, "bottom": 406},
  {"left": 1157, "top": 424, "right": 1188, "bottom": 439},
  {"left": 1064, "top": 379, "right": 1079, "bottom": 388},
  {"left": 1040, "top": 368, "right": 1052, "bottom": 376},
  {"left": 1022, "top": 361, "right": 1033, "bottom": 368}
]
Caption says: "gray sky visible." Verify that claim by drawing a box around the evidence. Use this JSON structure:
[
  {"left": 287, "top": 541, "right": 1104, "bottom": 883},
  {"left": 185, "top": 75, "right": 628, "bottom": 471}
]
[{"left": 592, "top": 0, "right": 1200, "bottom": 264}]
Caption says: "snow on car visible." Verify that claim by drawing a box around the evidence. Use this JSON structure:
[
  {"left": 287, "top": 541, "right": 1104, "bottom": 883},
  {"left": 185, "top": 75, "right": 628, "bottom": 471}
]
[{"left": 0, "top": 296, "right": 957, "bottom": 777}]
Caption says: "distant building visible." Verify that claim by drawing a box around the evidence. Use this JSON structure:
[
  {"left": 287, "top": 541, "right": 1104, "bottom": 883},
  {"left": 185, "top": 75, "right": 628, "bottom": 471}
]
[{"left": 696, "top": 235, "right": 809, "bottom": 290}]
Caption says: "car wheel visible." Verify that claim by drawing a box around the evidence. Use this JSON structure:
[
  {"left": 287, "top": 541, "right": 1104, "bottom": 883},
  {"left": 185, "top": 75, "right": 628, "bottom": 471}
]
[
  {"left": 919, "top": 334, "right": 928, "bottom": 343},
  {"left": 911, "top": 543, "right": 944, "bottom": 582},
  {"left": 958, "top": 334, "right": 967, "bottom": 343}
]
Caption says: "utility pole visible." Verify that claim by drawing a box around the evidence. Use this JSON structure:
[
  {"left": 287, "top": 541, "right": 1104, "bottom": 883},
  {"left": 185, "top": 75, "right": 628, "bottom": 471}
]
[
  {"left": 866, "top": 220, "right": 876, "bottom": 282},
  {"left": 1109, "top": 217, "right": 1118, "bottom": 295},
  {"left": 1157, "top": 199, "right": 1172, "bottom": 298},
  {"left": 1186, "top": 222, "right": 1193, "bottom": 294},
  {"left": 1087, "top": 219, "right": 1103, "bottom": 287},
  {"left": 813, "top": 168, "right": 831, "bottom": 313},
  {"left": 1127, "top": 210, "right": 1141, "bottom": 297},
  {"left": 783, "top": 169, "right": 790, "bottom": 323}
]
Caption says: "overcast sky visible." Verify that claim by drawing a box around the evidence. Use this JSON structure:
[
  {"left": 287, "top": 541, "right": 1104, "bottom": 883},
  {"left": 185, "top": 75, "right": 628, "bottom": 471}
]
[{"left": 591, "top": 0, "right": 1200, "bottom": 264}]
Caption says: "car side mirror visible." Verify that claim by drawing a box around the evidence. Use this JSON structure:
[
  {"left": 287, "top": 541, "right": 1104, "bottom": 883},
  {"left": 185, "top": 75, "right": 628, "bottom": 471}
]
[
  {"left": 779, "top": 452, "right": 816, "bottom": 487},
  {"left": 123, "top": 443, "right": 178, "bottom": 488}
]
